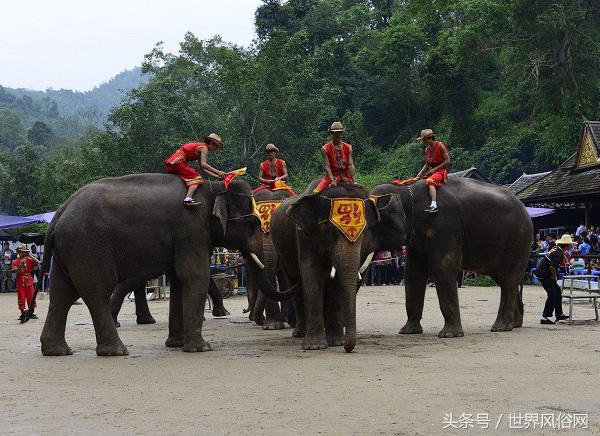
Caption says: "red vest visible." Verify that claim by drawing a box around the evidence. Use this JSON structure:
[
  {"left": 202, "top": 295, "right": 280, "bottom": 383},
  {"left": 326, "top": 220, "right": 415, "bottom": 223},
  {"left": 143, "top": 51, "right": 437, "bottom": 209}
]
[
  {"left": 425, "top": 141, "right": 445, "bottom": 167},
  {"left": 260, "top": 159, "right": 285, "bottom": 180},
  {"left": 322, "top": 142, "right": 351, "bottom": 175},
  {"left": 165, "top": 142, "right": 207, "bottom": 164}
]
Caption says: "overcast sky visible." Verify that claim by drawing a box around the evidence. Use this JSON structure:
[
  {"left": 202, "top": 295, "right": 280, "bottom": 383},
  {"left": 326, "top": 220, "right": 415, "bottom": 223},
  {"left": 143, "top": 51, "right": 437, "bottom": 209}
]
[{"left": 0, "top": 0, "right": 263, "bottom": 91}]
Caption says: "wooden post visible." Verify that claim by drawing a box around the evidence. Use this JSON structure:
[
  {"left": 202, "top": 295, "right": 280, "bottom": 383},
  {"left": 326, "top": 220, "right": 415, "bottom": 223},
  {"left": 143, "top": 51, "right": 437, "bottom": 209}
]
[{"left": 585, "top": 203, "right": 592, "bottom": 228}]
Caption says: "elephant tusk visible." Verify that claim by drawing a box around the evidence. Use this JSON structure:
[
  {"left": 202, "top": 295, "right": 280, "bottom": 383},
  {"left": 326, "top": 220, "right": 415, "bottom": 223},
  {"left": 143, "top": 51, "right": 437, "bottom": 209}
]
[
  {"left": 358, "top": 252, "right": 374, "bottom": 274},
  {"left": 330, "top": 266, "right": 337, "bottom": 279},
  {"left": 249, "top": 252, "right": 265, "bottom": 269},
  {"left": 358, "top": 272, "right": 362, "bottom": 281}
]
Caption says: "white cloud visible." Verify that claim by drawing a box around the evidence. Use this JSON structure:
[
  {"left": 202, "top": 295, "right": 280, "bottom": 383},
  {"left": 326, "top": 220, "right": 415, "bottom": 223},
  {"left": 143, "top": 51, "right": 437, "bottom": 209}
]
[{"left": 0, "top": 0, "right": 262, "bottom": 91}]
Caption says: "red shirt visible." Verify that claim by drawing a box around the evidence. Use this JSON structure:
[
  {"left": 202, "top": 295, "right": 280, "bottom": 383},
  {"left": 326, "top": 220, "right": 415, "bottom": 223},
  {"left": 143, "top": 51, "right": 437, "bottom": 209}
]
[
  {"left": 165, "top": 142, "right": 207, "bottom": 165},
  {"left": 260, "top": 159, "right": 285, "bottom": 180},
  {"left": 425, "top": 141, "right": 445, "bottom": 167},
  {"left": 12, "top": 257, "right": 35, "bottom": 287},
  {"left": 322, "top": 142, "right": 352, "bottom": 175}
]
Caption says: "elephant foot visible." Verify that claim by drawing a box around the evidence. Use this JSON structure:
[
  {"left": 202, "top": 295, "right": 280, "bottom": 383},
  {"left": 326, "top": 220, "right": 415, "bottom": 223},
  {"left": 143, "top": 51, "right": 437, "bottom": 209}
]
[
  {"left": 96, "top": 341, "right": 129, "bottom": 356},
  {"left": 292, "top": 327, "right": 305, "bottom": 338},
  {"left": 212, "top": 306, "right": 230, "bottom": 317},
  {"left": 182, "top": 338, "right": 211, "bottom": 352},
  {"left": 136, "top": 316, "right": 156, "bottom": 325},
  {"left": 438, "top": 324, "right": 464, "bottom": 338},
  {"left": 263, "top": 320, "right": 285, "bottom": 330},
  {"left": 399, "top": 321, "right": 423, "bottom": 335},
  {"left": 491, "top": 319, "right": 514, "bottom": 332},
  {"left": 326, "top": 332, "right": 344, "bottom": 347},
  {"left": 254, "top": 314, "right": 265, "bottom": 327},
  {"left": 302, "top": 334, "right": 328, "bottom": 350},
  {"left": 41, "top": 338, "right": 73, "bottom": 356},
  {"left": 165, "top": 336, "right": 184, "bottom": 348}
]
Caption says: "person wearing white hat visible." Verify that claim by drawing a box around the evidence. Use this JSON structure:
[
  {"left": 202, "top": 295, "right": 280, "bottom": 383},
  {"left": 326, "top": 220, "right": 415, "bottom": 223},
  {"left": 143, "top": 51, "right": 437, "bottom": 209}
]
[
  {"left": 314, "top": 121, "right": 356, "bottom": 193},
  {"left": 11, "top": 244, "right": 40, "bottom": 320},
  {"left": 415, "top": 129, "right": 450, "bottom": 213},
  {"left": 164, "top": 133, "right": 226, "bottom": 207},
  {"left": 535, "top": 234, "right": 573, "bottom": 324}
]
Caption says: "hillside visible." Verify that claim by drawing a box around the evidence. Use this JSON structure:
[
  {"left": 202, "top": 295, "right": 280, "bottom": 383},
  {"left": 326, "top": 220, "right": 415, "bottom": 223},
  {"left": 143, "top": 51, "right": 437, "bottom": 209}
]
[{"left": 3, "top": 68, "right": 147, "bottom": 127}]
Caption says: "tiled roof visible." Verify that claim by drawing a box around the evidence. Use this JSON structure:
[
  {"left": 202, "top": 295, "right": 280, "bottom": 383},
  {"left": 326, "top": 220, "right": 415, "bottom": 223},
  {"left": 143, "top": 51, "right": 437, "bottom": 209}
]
[
  {"left": 507, "top": 171, "right": 551, "bottom": 194},
  {"left": 448, "top": 167, "right": 492, "bottom": 183},
  {"left": 518, "top": 122, "right": 600, "bottom": 204}
]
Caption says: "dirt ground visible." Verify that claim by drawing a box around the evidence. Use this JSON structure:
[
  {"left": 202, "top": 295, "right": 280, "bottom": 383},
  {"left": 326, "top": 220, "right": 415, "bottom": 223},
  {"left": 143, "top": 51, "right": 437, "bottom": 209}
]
[{"left": 1, "top": 285, "right": 599, "bottom": 435}]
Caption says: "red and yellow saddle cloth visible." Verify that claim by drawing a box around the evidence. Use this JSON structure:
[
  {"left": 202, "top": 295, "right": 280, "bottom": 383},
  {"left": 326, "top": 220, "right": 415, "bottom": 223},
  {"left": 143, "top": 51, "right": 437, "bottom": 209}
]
[
  {"left": 328, "top": 198, "right": 366, "bottom": 242},
  {"left": 254, "top": 200, "right": 283, "bottom": 233}
]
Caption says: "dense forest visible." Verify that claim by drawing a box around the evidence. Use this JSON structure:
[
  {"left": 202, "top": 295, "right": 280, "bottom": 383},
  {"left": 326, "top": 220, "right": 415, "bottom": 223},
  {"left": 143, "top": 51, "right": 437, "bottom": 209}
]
[{"left": 1, "top": 0, "right": 599, "bottom": 215}]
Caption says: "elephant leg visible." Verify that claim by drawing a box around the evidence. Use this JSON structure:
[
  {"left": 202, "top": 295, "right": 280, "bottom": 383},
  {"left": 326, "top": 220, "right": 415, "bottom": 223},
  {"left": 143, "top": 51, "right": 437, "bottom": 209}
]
[
  {"left": 399, "top": 255, "right": 428, "bottom": 335},
  {"left": 209, "top": 278, "right": 230, "bottom": 317},
  {"left": 134, "top": 282, "right": 156, "bottom": 324},
  {"left": 324, "top": 280, "right": 343, "bottom": 346},
  {"left": 246, "top": 271, "right": 262, "bottom": 324},
  {"left": 262, "top": 294, "right": 285, "bottom": 330},
  {"left": 431, "top": 266, "right": 464, "bottom": 338},
  {"left": 513, "top": 284, "right": 524, "bottom": 328},
  {"left": 166, "top": 276, "right": 184, "bottom": 347},
  {"left": 491, "top": 280, "right": 518, "bottom": 332},
  {"left": 109, "top": 282, "right": 131, "bottom": 328},
  {"left": 79, "top": 287, "right": 129, "bottom": 356},
  {"left": 40, "top": 262, "right": 78, "bottom": 356},
  {"left": 298, "top": 247, "right": 327, "bottom": 350}
]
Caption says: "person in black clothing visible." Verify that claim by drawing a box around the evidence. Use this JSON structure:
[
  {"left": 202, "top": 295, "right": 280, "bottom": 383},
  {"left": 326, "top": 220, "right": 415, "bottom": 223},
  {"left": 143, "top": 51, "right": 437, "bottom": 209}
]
[{"left": 535, "top": 234, "right": 573, "bottom": 324}]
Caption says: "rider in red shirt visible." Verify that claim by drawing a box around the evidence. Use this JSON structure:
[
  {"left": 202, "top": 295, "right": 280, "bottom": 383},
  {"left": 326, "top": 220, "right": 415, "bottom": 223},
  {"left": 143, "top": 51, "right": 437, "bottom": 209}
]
[
  {"left": 314, "top": 121, "right": 356, "bottom": 193},
  {"left": 415, "top": 129, "right": 450, "bottom": 213},
  {"left": 164, "top": 133, "right": 226, "bottom": 207}
]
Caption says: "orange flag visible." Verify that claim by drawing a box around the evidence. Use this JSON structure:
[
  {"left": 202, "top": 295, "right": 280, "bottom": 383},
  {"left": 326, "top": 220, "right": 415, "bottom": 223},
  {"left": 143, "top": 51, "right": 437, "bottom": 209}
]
[{"left": 223, "top": 167, "right": 247, "bottom": 189}]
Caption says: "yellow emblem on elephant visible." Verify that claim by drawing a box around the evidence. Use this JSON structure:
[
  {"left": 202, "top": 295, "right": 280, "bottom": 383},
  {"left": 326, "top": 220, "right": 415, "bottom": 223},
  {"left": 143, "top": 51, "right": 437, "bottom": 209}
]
[
  {"left": 254, "top": 200, "right": 283, "bottom": 233},
  {"left": 328, "top": 198, "right": 366, "bottom": 242}
]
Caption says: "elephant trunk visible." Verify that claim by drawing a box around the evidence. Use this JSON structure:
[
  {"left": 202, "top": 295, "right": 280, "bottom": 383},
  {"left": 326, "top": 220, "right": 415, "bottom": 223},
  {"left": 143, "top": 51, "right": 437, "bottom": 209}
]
[
  {"left": 252, "top": 234, "right": 278, "bottom": 320},
  {"left": 246, "top": 258, "right": 297, "bottom": 301},
  {"left": 334, "top": 241, "right": 361, "bottom": 353}
]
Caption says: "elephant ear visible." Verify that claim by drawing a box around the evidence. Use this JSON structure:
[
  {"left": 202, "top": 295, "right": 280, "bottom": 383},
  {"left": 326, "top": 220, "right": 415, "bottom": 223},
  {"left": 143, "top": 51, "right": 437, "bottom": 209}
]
[
  {"left": 365, "top": 197, "right": 381, "bottom": 227},
  {"left": 286, "top": 193, "right": 328, "bottom": 234},
  {"left": 212, "top": 194, "right": 229, "bottom": 236},
  {"left": 373, "top": 194, "right": 406, "bottom": 231}
]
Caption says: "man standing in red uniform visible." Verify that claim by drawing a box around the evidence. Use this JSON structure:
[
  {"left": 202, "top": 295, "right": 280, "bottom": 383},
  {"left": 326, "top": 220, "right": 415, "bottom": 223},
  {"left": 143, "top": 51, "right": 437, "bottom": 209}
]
[
  {"left": 314, "top": 121, "right": 356, "bottom": 193},
  {"left": 164, "top": 133, "right": 226, "bottom": 207},
  {"left": 415, "top": 129, "right": 450, "bottom": 213},
  {"left": 254, "top": 143, "right": 295, "bottom": 194},
  {"left": 12, "top": 244, "right": 40, "bottom": 321}
]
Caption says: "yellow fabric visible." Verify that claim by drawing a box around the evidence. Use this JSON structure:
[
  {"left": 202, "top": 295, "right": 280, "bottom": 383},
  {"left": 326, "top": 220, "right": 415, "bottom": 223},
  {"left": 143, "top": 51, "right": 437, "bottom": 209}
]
[
  {"left": 254, "top": 200, "right": 283, "bottom": 233},
  {"left": 272, "top": 180, "right": 293, "bottom": 191},
  {"left": 328, "top": 198, "right": 366, "bottom": 242}
]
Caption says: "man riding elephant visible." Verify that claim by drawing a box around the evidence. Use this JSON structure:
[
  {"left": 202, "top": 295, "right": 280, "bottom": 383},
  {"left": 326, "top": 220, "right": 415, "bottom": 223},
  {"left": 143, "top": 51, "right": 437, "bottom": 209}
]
[
  {"left": 415, "top": 129, "right": 450, "bottom": 214},
  {"left": 314, "top": 121, "right": 356, "bottom": 193},
  {"left": 253, "top": 143, "right": 295, "bottom": 195}
]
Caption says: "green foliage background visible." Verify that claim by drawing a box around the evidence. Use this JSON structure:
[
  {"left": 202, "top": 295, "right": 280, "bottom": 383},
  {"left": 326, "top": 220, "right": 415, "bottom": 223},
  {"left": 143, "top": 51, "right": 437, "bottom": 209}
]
[{"left": 0, "top": 0, "right": 599, "bottom": 214}]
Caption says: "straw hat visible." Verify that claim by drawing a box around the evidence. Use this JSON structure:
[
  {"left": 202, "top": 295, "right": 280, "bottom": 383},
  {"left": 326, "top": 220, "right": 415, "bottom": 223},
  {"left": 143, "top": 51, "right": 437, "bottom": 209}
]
[
  {"left": 556, "top": 234, "right": 574, "bottom": 246},
  {"left": 16, "top": 243, "right": 29, "bottom": 253},
  {"left": 328, "top": 121, "right": 345, "bottom": 132},
  {"left": 265, "top": 143, "right": 279, "bottom": 152},
  {"left": 203, "top": 133, "right": 223, "bottom": 149},
  {"left": 417, "top": 129, "right": 436, "bottom": 140}
]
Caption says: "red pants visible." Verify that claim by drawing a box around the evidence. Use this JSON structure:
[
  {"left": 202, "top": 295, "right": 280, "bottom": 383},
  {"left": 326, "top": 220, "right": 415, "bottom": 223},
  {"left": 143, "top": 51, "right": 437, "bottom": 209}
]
[
  {"left": 314, "top": 173, "right": 353, "bottom": 193},
  {"left": 17, "top": 283, "right": 35, "bottom": 312},
  {"left": 425, "top": 169, "right": 448, "bottom": 187},
  {"left": 165, "top": 161, "right": 204, "bottom": 187}
]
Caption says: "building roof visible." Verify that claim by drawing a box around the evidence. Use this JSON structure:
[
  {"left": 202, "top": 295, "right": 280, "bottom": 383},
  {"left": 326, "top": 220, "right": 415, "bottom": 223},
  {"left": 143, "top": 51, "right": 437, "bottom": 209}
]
[
  {"left": 507, "top": 171, "right": 551, "bottom": 194},
  {"left": 518, "top": 121, "right": 600, "bottom": 207},
  {"left": 448, "top": 167, "right": 492, "bottom": 183}
]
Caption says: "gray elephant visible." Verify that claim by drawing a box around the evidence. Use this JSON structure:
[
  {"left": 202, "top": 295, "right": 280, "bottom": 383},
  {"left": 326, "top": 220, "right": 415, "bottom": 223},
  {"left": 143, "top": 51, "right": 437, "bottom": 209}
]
[
  {"left": 247, "top": 187, "right": 296, "bottom": 330},
  {"left": 109, "top": 276, "right": 230, "bottom": 328},
  {"left": 270, "top": 181, "right": 379, "bottom": 352},
  {"left": 365, "top": 178, "right": 532, "bottom": 337},
  {"left": 39, "top": 175, "right": 290, "bottom": 356}
]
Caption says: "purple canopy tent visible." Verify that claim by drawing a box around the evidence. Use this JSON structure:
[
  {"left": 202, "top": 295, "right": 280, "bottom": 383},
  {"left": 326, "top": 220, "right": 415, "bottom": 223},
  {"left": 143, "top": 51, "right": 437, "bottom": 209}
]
[
  {"left": 26, "top": 211, "right": 56, "bottom": 223},
  {"left": 526, "top": 207, "right": 555, "bottom": 218},
  {"left": 0, "top": 215, "right": 39, "bottom": 230}
]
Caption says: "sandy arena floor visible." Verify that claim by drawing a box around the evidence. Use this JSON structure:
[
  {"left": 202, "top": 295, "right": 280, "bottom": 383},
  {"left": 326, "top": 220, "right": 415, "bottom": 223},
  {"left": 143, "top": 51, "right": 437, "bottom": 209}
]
[{"left": 1, "top": 285, "right": 599, "bottom": 435}]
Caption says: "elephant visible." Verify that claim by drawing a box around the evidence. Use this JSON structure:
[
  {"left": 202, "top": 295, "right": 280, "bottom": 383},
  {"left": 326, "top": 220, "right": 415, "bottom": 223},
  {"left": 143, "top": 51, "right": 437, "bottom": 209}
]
[
  {"left": 270, "top": 180, "right": 380, "bottom": 352},
  {"left": 39, "top": 175, "right": 292, "bottom": 356},
  {"left": 109, "top": 276, "right": 230, "bottom": 328},
  {"left": 247, "top": 187, "right": 296, "bottom": 330},
  {"left": 365, "top": 178, "right": 532, "bottom": 338}
]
